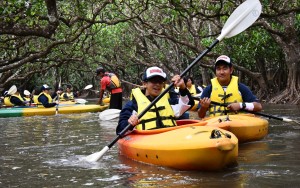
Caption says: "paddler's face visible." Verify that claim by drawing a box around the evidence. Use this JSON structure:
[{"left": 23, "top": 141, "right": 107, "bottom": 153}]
[
  {"left": 187, "top": 79, "right": 192, "bottom": 87},
  {"left": 145, "top": 76, "right": 165, "bottom": 97},
  {"left": 44, "top": 89, "right": 50, "bottom": 94},
  {"left": 215, "top": 64, "right": 233, "bottom": 86}
]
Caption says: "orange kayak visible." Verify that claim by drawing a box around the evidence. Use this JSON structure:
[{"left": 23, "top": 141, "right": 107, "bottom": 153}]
[{"left": 117, "top": 120, "right": 238, "bottom": 171}]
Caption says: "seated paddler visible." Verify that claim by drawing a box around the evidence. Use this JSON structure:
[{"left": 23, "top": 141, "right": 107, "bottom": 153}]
[
  {"left": 116, "top": 66, "right": 195, "bottom": 135},
  {"left": 197, "top": 55, "right": 262, "bottom": 118},
  {"left": 5, "top": 88, "right": 28, "bottom": 107},
  {"left": 37, "top": 84, "right": 58, "bottom": 108}
]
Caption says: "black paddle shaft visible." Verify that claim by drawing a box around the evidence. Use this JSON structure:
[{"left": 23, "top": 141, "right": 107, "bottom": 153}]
[
  {"left": 194, "top": 98, "right": 286, "bottom": 121},
  {"left": 107, "top": 40, "right": 220, "bottom": 149}
]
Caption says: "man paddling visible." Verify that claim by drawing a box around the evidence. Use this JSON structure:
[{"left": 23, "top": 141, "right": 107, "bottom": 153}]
[
  {"left": 116, "top": 66, "right": 195, "bottom": 134},
  {"left": 37, "top": 84, "right": 58, "bottom": 108},
  {"left": 197, "top": 55, "right": 262, "bottom": 118}
]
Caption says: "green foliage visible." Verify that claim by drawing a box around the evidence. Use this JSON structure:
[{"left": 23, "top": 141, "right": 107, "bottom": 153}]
[
  {"left": 222, "top": 27, "right": 282, "bottom": 71},
  {"left": 295, "top": 13, "right": 300, "bottom": 34},
  {"left": 1, "top": 0, "right": 299, "bottom": 101}
]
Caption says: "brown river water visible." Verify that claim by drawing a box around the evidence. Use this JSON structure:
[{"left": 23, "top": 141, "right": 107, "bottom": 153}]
[{"left": 0, "top": 104, "right": 299, "bottom": 187}]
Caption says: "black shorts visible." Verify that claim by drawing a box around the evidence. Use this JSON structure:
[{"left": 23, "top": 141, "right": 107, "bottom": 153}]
[{"left": 109, "top": 92, "right": 123, "bottom": 110}]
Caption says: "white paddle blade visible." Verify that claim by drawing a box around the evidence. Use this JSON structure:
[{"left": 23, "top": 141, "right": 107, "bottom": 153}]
[
  {"left": 99, "top": 109, "right": 121, "bottom": 120},
  {"left": 7, "top": 85, "right": 17, "bottom": 95},
  {"left": 84, "top": 146, "right": 109, "bottom": 162},
  {"left": 75, "top": 98, "right": 87, "bottom": 104},
  {"left": 84, "top": 84, "right": 93, "bottom": 90},
  {"left": 282, "top": 118, "right": 293, "bottom": 122},
  {"left": 100, "top": 113, "right": 120, "bottom": 121},
  {"left": 218, "top": 0, "right": 262, "bottom": 41},
  {"left": 282, "top": 118, "right": 300, "bottom": 125}
]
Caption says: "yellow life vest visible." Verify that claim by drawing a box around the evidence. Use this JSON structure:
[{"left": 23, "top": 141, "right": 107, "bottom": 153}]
[
  {"left": 59, "top": 92, "right": 74, "bottom": 101},
  {"left": 37, "top": 92, "right": 53, "bottom": 108},
  {"left": 24, "top": 96, "right": 31, "bottom": 102},
  {"left": 14, "top": 94, "right": 24, "bottom": 101},
  {"left": 132, "top": 88, "right": 177, "bottom": 130},
  {"left": 187, "top": 84, "right": 197, "bottom": 95},
  {"left": 65, "top": 92, "right": 74, "bottom": 100},
  {"left": 106, "top": 73, "right": 121, "bottom": 91},
  {"left": 4, "top": 94, "right": 24, "bottom": 106},
  {"left": 4, "top": 96, "right": 13, "bottom": 107},
  {"left": 58, "top": 93, "right": 65, "bottom": 101},
  {"left": 58, "top": 93, "right": 66, "bottom": 101},
  {"left": 209, "top": 76, "right": 243, "bottom": 117},
  {"left": 33, "top": 95, "right": 39, "bottom": 104}
]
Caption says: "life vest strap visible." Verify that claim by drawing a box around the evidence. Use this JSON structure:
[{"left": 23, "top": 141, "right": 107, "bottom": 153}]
[
  {"left": 218, "top": 93, "right": 233, "bottom": 100},
  {"left": 148, "top": 106, "right": 165, "bottom": 112},
  {"left": 140, "top": 115, "right": 176, "bottom": 130}
]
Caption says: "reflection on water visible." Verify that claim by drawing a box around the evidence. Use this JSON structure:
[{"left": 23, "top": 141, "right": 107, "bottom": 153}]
[{"left": 0, "top": 104, "right": 299, "bottom": 187}]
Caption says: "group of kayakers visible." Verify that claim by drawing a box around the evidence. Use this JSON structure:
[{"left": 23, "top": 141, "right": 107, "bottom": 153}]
[
  {"left": 116, "top": 55, "right": 262, "bottom": 135},
  {"left": 1, "top": 54, "right": 262, "bottom": 134},
  {"left": 0, "top": 84, "right": 78, "bottom": 108}
]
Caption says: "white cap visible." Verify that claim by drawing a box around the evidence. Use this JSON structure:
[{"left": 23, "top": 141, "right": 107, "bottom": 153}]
[
  {"left": 24, "top": 90, "right": 31, "bottom": 96},
  {"left": 215, "top": 55, "right": 231, "bottom": 66},
  {"left": 143, "top": 66, "right": 167, "bottom": 81}
]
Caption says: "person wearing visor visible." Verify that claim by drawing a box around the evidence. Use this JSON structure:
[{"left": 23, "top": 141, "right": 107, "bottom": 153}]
[
  {"left": 116, "top": 66, "right": 195, "bottom": 135},
  {"left": 197, "top": 55, "right": 262, "bottom": 118}
]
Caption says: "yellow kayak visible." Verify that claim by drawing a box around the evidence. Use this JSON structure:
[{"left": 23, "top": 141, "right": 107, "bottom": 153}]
[
  {"left": 204, "top": 114, "right": 269, "bottom": 143},
  {"left": 118, "top": 120, "right": 238, "bottom": 171},
  {"left": 0, "top": 104, "right": 108, "bottom": 117},
  {"left": 103, "top": 97, "right": 110, "bottom": 104}
]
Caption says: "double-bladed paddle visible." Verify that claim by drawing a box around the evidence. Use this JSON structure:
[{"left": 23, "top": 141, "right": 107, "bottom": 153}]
[
  {"left": 72, "top": 85, "right": 93, "bottom": 104},
  {"left": 84, "top": 84, "right": 93, "bottom": 90},
  {"left": 56, "top": 77, "right": 62, "bottom": 115},
  {"left": 84, "top": 0, "right": 262, "bottom": 162},
  {"left": 99, "top": 109, "right": 121, "bottom": 120},
  {"left": 7, "top": 85, "right": 17, "bottom": 95}
]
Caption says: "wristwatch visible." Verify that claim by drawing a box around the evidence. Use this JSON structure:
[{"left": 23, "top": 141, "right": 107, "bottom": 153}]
[{"left": 242, "top": 102, "right": 246, "bottom": 109}]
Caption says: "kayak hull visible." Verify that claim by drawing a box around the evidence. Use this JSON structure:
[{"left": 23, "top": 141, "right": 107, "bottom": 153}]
[
  {"left": 0, "top": 104, "right": 108, "bottom": 117},
  {"left": 118, "top": 120, "right": 238, "bottom": 171},
  {"left": 204, "top": 114, "right": 269, "bottom": 143}
]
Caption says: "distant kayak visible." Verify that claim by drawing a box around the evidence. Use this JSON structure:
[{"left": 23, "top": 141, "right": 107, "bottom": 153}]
[
  {"left": 0, "top": 104, "right": 108, "bottom": 118},
  {"left": 118, "top": 119, "right": 238, "bottom": 171},
  {"left": 103, "top": 97, "right": 110, "bottom": 104}
]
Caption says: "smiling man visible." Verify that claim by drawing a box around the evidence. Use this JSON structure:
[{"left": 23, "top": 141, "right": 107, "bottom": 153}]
[
  {"left": 116, "top": 66, "right": 195, "bottom": 134},
  {"left": 197, "top": 55, "right": 262, "bottom": 118}
]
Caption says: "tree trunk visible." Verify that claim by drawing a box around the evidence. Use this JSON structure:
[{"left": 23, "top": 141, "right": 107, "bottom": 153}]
[
  {"left": 268, "top": 13, "right": 300, "bottom": 104},
  {"left": 269, "top": 45, "right": 300, "bottom": 104}
]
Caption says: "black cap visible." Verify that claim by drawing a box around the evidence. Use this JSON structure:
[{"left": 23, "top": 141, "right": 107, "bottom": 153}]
[
  {"left": 41, "top": 84, "right": 52, "bottom": 90},
  {"left": 96, "top": 67, "right": 105, "bottom": 75}
]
